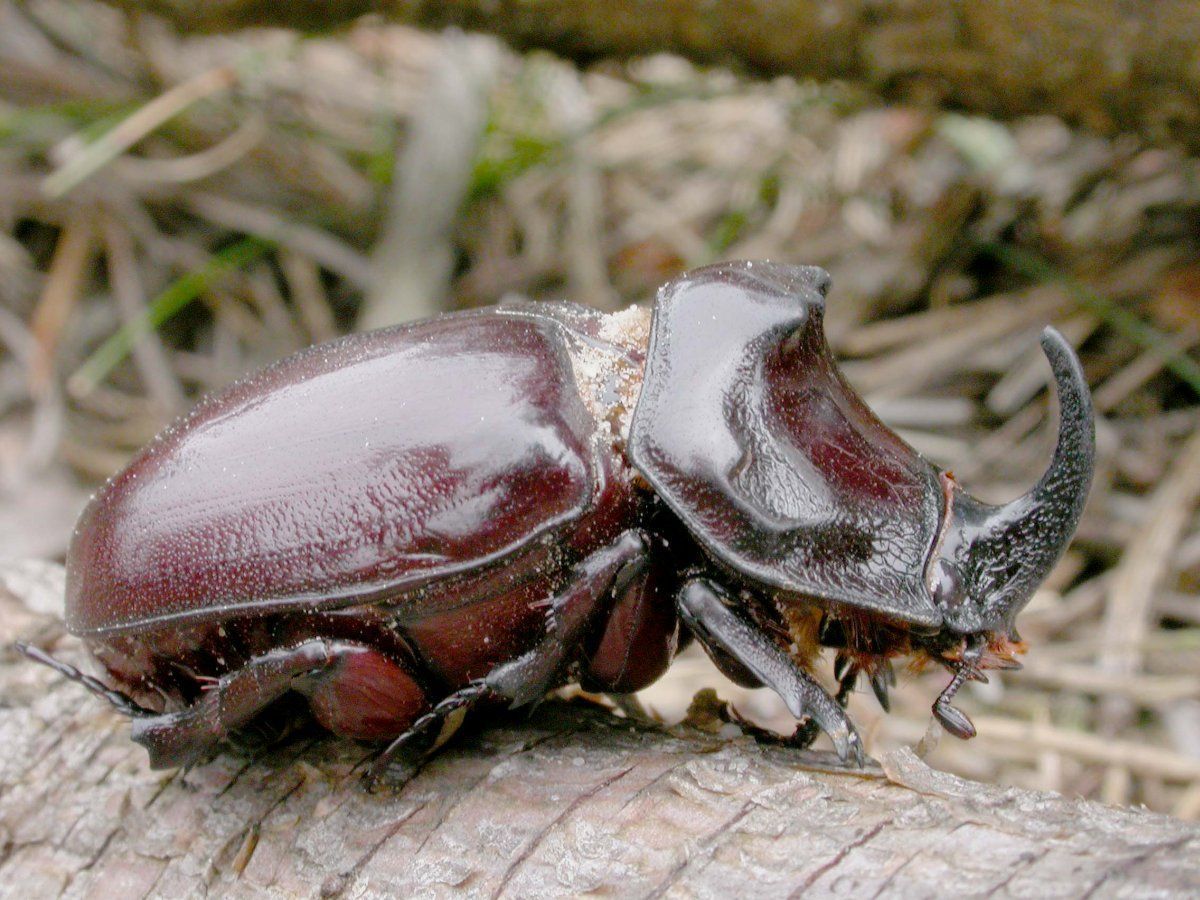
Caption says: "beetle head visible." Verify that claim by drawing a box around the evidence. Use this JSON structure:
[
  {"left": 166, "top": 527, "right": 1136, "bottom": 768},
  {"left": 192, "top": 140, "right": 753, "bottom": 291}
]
[
  {"left": 630, "top": 265, "right": 1094, "bottom": 635},
  {"left": 927, "top": 327, "right": 1095, "bottom": 639},
  {"left": 630, "top": 262, "right": 1094, "bottom": 740}
]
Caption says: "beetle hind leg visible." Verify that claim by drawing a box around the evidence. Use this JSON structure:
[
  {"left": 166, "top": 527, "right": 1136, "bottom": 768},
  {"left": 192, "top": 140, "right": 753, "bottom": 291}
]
[
  {"left": 15, "top": 642, "right": 158, "bottom": 719},
  {"left": 363, "top": 680, "right": 497, "bottom": 787},
  {"left": 111, "top": 639, "right": 423, "bottom": 770}
]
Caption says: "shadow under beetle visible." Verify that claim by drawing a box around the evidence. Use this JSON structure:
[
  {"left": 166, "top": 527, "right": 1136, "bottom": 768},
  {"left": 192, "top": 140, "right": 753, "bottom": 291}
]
[{"left": 19, "top": 261, "right": 1094, "bottom": 780}]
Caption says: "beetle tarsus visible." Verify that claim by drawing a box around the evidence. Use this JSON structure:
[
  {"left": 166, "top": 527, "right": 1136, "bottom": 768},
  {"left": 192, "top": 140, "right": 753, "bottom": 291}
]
[
  {"left": 15, "top": 641, "right": 157, "bottom": 719},
  {"left": 367, "top": 681, "right": 497, "bottom": 785},
  {"left": 677, "top": 579, "right": 865, "bottom": 766},
  {"left": 788, "top": 719, "right": 821, "bottom": 750}
]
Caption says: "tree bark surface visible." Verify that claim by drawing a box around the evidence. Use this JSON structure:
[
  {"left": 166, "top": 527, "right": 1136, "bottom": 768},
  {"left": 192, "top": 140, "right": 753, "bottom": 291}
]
[
  {"left": 102, "top": 0, "right": 1200, "bottom": 152},
  {"left": 2, "top": 562, "right": 1199, "bottom": 899}
]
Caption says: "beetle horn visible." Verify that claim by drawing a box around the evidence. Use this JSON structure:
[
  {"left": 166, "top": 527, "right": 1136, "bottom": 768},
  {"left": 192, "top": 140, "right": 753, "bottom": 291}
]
[{"left": 939, "top": 327, "right": 1095, "bottom": 632}]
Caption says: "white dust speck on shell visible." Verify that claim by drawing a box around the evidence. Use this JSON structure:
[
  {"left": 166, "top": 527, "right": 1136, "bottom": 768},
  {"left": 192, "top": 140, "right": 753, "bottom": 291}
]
[
  {"left": 598, "top": 304, "right": 652, "bottom": 352},
  {"left": 566, "top": 304, "right": 651, "bottom": 463}
]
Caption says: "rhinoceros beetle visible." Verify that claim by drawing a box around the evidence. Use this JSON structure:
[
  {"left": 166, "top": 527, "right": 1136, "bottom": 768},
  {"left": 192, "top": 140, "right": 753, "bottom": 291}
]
[{"left": 19, "top": 261, "right": 1094, "bottom": 779}]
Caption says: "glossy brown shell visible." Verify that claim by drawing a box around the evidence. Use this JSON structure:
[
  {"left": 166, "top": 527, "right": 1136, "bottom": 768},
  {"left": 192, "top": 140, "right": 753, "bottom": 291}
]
[
  {"left": 67, "top": 306, "right": 633, "bottom": 636},
  {"left": 628, "top": 261, "right": 945, "bottom": 628}
]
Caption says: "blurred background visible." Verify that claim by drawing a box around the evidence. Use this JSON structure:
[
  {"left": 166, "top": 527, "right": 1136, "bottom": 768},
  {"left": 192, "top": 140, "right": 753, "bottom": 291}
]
[{"left": 1, "top": 1, "right": 1198, "bottom": 816}]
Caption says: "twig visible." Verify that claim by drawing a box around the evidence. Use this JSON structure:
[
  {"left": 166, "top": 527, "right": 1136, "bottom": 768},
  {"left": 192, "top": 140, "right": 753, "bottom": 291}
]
[
  {"left": 29, "top": 215, "right": 93, "bottom": 395},
  {"left": 360, "top": 31, "right": 500, "bottom": 328},
  {"left": 116, "top": 115, "right": 266, "bottom": 184},
  {"left": 982, "top": 243, "right": 1200, "bottom": 396},
  {"left": 67, "top": 237, "right": 270, "bottom": 397},
  {"left": 43, "top": 66, "right": 238, "bottom": 197},
  {"left": 101, "top": 215, "right": 186, "bottom": 415},
  {"left": 1098, "top": 425, "right": 1200, "bottom": 725},
  {"left": 884, "top": 715, "right": 1200, "bottom": 783},
  {"left": 281, "top": 252, "right": 338, "bottom": 344},
  {"left": 188, "top": 192, "right": 373, "bottom": 290}
]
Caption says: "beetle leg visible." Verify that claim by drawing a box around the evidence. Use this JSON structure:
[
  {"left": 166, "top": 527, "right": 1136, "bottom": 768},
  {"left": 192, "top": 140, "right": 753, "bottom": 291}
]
[
  {"left": 15, "top": 642, "right": 158, "bottom": 719},
  {"left": 835, "top": 661, "right": 859, "bottom": 706},
  {"left": 869, "top": 668, "right": 891, "bottom": 712},
  {"left": 129, "top": 639, "right": 406, "bottom": 769},
  {"left": 489, "top": 529, "right": 651, "bottom": 705},
  {"left": 368, "top": 530, "right": 650, "bottom": 783},
  {"left": 579, "top": 548, "right": 679, "bottom": 695},
  {"left": 363, "top": 680, "right": 498, "bottom": 787},
  {"left": 677, "top": 579, "right": 865, "bottom": 766},
  {"left": 790, "top": 657, "right": 863, "bottom": 749}
]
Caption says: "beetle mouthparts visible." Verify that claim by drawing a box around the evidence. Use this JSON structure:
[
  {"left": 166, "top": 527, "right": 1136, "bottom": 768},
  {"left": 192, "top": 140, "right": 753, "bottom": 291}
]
[
  {"left": 931, "top": 638, "right": 986, "bottom": 739},
  {"left": 933, "top": 695, "right": 977, "bottom": 740}
]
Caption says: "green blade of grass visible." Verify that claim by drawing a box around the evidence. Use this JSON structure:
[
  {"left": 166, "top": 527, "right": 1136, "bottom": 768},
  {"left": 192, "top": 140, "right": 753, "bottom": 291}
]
[
  {"left": 69, "top": 237, "right": 270, "bottom": 397},
  {"left": 981, "top": 242, "right": 1200, "bottom": 396}
]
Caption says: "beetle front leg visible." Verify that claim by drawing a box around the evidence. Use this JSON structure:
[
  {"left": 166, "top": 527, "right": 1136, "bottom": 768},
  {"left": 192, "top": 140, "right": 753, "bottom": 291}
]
[
  {"left": 677, "top": 579, "right": 865, "bottom": 766},
  {"left": 368, "top": 529, "right": 650, "bottom": 782}
]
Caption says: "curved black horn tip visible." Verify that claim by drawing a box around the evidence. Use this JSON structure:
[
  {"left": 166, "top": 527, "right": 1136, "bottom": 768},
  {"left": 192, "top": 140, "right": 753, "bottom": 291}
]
[
  {"left": 1040, "top": 325, "right": 1073, "bottom": 366},
  {"left": 1038, "top": 326, "right": 1094, "bottom": 425},
  {"left": 1039, "top": 327, "right": 1087, "bottom": 388}
]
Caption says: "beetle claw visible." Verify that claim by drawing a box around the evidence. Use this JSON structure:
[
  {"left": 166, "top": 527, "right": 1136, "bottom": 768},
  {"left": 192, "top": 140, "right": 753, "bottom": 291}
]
[
  {"left": 869, "top": 670, "right": 891, "bottom": 712},
  {"left": 833, "top": 652, "right": 852, "bottom": 682},
  {"left": 830, "top": 724, "right": 865, "bottom": 767}
]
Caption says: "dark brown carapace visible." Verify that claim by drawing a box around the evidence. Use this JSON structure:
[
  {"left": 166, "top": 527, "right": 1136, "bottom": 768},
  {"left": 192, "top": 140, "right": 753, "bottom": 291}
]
[{"left": 19, "top": 261, "right": 1093, "bottom": 780}]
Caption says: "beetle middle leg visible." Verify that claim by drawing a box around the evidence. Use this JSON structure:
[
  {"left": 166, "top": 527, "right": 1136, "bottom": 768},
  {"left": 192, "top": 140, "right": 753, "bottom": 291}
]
[
  {"left": 368, "top": 529, "right": 651, "bottom": 781},
  {"left": 677, "top": 579, "right": 865, "bottom": 765}
]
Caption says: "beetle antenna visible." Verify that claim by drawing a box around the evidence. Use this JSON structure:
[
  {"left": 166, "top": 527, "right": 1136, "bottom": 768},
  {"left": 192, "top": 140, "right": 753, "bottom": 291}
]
[{"left": 14, "top": 642, "right": 157, "bottom": 719}]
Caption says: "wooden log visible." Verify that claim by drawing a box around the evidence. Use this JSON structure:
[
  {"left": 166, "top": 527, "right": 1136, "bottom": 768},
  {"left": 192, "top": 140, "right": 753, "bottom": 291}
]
[
  {"left": 2, "top": 562, "right": 1198, "bottom": 898},
  {"left": 96, "top": 0, "right": 1200, "bottom": 153}
]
